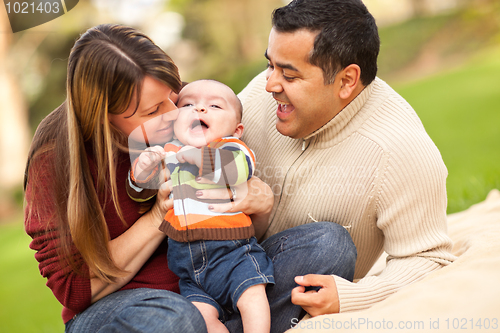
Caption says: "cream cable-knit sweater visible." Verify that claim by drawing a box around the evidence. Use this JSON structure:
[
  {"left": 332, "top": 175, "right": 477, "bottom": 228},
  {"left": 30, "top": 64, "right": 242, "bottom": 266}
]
[{"left": 238, "top": 71, "right": 456, "bottom": 312}]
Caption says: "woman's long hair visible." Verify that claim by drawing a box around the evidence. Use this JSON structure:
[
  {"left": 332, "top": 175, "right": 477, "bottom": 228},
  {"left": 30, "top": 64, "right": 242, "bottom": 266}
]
[{"left": 24, "top": 24, "right": 181, "bottom": 282}]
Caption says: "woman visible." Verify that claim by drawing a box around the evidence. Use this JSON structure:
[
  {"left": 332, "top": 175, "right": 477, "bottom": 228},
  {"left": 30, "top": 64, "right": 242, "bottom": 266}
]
[{"left": 23, "top": 23, "right": 208, "bottom": 332}]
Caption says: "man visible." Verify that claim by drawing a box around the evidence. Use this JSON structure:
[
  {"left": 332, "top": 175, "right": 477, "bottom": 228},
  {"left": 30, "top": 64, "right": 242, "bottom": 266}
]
[{"left": 238, "top": 0, "right": 455, "bottom": 326}]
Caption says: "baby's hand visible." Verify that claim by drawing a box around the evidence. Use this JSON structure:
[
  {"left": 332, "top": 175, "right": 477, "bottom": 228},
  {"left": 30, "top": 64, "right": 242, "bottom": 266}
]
[
  {"left": 135, "top": 146, "right": 166, "bottom": 180},
  {"left": 176, "top": 145, "right": 202, "bottom": 168}
]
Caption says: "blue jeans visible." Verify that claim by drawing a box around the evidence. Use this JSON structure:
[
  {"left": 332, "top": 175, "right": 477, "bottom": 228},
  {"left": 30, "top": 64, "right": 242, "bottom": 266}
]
[
  {"left": 225, "top": 222, "right": 357, "bottom": 333},
  {"left": 168, "top": 237, "right": 274, "bottom": 319},
  {"left": 64, "top": 288, "right": 207, "bottom": 333}
]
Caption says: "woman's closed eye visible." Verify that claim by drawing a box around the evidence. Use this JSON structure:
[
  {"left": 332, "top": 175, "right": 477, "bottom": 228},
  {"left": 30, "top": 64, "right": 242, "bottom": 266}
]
[{"left": 147, "top": 105, "right": 161, "bottom": 116}]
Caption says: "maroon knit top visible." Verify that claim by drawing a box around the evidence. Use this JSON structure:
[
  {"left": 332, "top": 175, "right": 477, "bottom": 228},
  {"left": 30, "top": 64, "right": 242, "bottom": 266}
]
[{"left": 25, "top": 146, "right": 179, "bottom": 323}]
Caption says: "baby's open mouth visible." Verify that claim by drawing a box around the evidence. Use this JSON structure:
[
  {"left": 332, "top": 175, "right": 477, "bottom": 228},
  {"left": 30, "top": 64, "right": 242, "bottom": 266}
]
[{"left": 190, "top": 119, "right": 209, "bottom": 131}]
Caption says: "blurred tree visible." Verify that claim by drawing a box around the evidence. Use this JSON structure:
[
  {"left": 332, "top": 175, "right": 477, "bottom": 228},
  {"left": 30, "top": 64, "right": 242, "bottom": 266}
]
[
  {"left": 0, "top": 10, "right": 31, "bottom": 218},
  {"left": 378, "top": 0, "right": 500, "bottom": 82},
  {"left": 168, "top": 0, "right": 283, "bottom": 92},
  {"left": 25, "top": 2, "right": 97, "bottom": 129},
  {"left": 0, "top": 1, "right": 104, "bottom": 220},
  {"left": 409, "top": 0, "right": 428, "bottom": 17}
]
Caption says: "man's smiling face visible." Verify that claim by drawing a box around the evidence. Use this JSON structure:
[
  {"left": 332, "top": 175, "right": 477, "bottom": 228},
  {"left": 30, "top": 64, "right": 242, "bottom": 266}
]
[{"left": 265, "top": 28, "right": 344, "bottom": 139}]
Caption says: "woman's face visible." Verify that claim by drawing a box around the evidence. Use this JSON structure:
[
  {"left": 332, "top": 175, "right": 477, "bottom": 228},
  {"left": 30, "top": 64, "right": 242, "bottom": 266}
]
[{"left": 109, "top": 75, "right": 179, "bottom": 146}]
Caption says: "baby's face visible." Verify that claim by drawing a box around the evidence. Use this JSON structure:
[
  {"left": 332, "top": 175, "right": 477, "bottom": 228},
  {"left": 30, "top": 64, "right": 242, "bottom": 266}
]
[{"left": 174, "top": 80, "right": 241, "bottom": 147}]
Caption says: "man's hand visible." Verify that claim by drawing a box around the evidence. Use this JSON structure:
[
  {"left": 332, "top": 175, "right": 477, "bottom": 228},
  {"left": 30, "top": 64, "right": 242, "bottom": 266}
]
[
  {"left": 291, "top": 274, "right": 340, "bottom": 317},
  {"left": 195, "top": 176, "right": 273, "bottom": 239},
  {"left": 176, "top": 145, "right": 202, "bottom": 168}
]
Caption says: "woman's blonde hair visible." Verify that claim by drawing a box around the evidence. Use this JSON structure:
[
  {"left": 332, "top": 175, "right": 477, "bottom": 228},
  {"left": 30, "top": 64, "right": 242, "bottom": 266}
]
[{"left": 25, "top": 24, "right": 181, "bottom": 282}]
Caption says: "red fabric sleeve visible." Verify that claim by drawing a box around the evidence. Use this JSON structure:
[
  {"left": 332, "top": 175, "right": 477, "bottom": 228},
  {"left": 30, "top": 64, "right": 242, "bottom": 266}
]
[{"left": 25, "top": 148, "right": 179, "bottom": 324}]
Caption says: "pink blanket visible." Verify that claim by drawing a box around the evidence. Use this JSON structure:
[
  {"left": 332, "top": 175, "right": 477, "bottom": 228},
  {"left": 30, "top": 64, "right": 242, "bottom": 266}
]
[{"left": 288, "top": 190, "right": 500, "bottom": 333}]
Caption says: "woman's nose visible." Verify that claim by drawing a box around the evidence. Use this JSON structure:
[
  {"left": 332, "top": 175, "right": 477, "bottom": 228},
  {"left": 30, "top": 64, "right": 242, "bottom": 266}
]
[
  {"left": 160, "top": 109, "right": 178, "bottom": 123},
  {"left": 160, "top": 99, "right": 179, "bottom": 122}
]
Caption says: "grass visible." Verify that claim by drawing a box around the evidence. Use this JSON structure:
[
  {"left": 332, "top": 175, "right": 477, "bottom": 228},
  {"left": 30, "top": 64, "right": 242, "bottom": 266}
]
[
  {"left": 0, "top": 218, "right": 64, "bottom": 333},
  {"left": 391, "top": 47, "right": 500, "bottom": 213}
]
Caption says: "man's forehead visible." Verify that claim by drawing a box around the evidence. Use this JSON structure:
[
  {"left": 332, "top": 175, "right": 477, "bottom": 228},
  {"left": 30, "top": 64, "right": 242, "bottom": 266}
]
[{"left": 266, "top": 30, "right": 317, "bottom": 70}]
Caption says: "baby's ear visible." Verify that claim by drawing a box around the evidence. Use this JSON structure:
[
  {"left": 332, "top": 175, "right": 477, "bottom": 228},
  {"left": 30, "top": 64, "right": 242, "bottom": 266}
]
[{"left": 233, "top": 123, "right": 244, "bottom": 139}]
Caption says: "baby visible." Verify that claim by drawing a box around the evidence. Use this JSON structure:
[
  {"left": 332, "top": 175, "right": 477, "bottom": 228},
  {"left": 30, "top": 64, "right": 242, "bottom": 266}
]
[{"left": 127, "top": 79, "right": 274, "bottom": 333}]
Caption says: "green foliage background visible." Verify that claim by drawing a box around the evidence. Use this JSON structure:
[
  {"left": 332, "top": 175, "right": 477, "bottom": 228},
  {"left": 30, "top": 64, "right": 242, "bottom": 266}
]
[{"left": 1, "top": 0, "right": 500, "bottom": 332}]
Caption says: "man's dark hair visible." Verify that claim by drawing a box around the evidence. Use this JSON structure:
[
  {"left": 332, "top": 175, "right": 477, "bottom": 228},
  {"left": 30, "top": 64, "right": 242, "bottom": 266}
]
[{"left": 272, "top": 0, "right": 380, "bottom": 86}]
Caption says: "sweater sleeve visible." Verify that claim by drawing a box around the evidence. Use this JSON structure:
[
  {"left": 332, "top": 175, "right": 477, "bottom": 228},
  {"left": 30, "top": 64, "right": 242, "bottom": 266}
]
[
  {"left": 333, "top": 124, "right": 456, "bottom": 312},
  {"left": 126, "top": 157, "right": 160, "bottom": 202},
  {"left": 24, "top": 152, "right": 92, "bottom": 314},
  {"left": 200, "top": 138, "right": 256, "bottom": 186}
]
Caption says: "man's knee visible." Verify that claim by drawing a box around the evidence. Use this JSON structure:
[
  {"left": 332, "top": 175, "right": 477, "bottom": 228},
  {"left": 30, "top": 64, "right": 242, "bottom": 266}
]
[
  {"left": 302, "top": 222, "right": 356, "bottom": 252},
  {"left": 299, "top": 222, "right": 357, "bottom": 280},
  {"left": 317, "top": 222, "right": 357, "bottom": 263}
]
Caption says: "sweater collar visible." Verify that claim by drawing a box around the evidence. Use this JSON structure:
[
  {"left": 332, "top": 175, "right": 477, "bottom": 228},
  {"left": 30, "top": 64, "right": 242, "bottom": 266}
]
[{"left": 302, "top": 78, "right": 375, "bottom": 145}]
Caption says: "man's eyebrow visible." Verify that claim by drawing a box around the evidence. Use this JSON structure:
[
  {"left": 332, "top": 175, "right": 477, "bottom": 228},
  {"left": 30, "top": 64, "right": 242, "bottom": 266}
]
[{"left": 264, "top": 49, "right": 299, "bottom": 72}]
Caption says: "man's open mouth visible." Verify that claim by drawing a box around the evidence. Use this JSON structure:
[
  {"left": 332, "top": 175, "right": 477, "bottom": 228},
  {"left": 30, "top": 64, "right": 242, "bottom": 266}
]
[
  {"left": 278, "top": 102, "right": 294, "bottom": 113},
  {"left": 275, "top": 99, "right": 295, "bottom": 120}
]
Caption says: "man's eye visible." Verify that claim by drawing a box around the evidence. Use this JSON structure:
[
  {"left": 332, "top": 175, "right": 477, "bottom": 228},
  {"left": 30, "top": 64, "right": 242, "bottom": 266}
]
[{"left": 266, "top": 63, "right": 274, "bottom": 70}]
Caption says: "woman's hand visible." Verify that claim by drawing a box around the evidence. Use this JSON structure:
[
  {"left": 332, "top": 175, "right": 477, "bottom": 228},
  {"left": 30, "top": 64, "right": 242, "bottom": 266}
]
[
  {"left": 196, "top": 176, "right": 274, "bottom": 239},
  {"left": 149, "top": 180, "right": 174, "bottom": 227}
]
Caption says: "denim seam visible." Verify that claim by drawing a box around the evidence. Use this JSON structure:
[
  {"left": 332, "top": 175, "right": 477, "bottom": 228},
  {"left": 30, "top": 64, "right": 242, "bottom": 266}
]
[
  {"left": 186, "top": 293, "right": 217, "bottom": 303},
  {"left": 230, "top": 276, "right": 272, "bottom": 309},
  {"left": 229, "top": 244, "right": 272, "bottom": 308},
  {"left": 264, "top": 236, "right": 288, "bottom": 262},
  {"left": 246, "top": 244, "right": 266, "bottom": 279},
  {"left": 186, "top": 294, "right": 224, "bottom": 320},
  {"left": 188, "top": 241, "right": 208, "bottom": 287}
]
